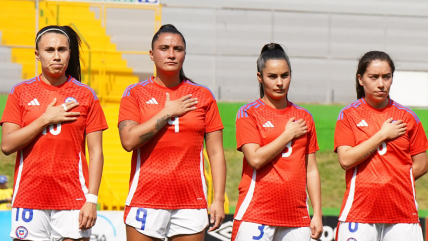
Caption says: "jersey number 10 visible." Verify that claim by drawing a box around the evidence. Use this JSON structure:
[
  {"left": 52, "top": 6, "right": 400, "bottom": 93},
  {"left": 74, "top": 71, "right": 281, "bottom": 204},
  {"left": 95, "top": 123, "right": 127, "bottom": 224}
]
[{"left": 42, "top": 123, "right": 62, "bottom": 135}]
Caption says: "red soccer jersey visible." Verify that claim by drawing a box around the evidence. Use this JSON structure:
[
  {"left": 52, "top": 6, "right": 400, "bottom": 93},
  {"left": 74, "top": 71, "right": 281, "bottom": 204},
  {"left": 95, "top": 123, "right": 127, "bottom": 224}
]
[
  {"left": 334, "top": 98, "right": 428, "bottom": 223},
  {"left": 0, "top": 75, "right": 108, "bottom": 210},
  {"left": 118, "top": 77, "right": 223, "bottom": 209},
  {"left": 233, "top": 99, "right": 319, "bottom": 227}
]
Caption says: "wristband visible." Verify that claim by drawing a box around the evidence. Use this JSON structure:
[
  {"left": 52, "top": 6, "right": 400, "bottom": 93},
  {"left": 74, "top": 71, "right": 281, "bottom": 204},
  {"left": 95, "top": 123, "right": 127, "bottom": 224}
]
[{"left": 86, "top": 194, "right": 98, "bottom": 204}]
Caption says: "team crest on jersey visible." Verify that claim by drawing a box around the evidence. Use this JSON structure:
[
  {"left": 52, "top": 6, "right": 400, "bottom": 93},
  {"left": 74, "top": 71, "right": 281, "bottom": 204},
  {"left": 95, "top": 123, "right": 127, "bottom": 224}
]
[
  {"left": 65, "top": 97, "right": 77, "bottom": 103},
  {"left": 347, "top": 238, "right": 357, "bottom": 241},
  {"left": 15, "top": 226, "right": 28, "bottom": 239}
]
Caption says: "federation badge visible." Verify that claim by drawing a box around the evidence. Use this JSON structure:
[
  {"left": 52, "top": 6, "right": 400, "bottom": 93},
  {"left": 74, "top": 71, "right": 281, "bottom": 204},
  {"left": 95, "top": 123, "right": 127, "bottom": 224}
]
[
  {"left": 65, "top": 97, "right": 77, "bottom": 103},
  {"left": 16, "top": 226, "right": 28, "bottom": 239}
]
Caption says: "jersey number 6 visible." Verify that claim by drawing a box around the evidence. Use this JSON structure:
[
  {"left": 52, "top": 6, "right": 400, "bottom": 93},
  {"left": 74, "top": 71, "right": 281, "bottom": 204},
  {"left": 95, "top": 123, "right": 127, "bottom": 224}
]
[
  {"left": 42, "top": 123, "right": 62, "bottom": 136},
  {"left": 168, "top": 117, "right": 179, "bottom": 133},
  {"left": 282, "top": 141, "right": 292, "bottom": 157},
  {"left": 377, "top": 142, "right": 387, "bottom": 156}
]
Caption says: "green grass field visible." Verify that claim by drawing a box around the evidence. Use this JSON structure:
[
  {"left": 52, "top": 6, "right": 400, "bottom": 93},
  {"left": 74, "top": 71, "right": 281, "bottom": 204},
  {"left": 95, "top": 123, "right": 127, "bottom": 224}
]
[{"left": 2, "top": 99, "right": 428, "bottom": 216}]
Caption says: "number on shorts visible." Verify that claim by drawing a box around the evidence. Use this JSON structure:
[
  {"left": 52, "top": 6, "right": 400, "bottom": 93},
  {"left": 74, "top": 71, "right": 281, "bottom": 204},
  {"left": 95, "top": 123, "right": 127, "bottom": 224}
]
[
  {"left": 348, "top": 222, "right": 358, "bottom": 233},
  {"left": 253, "top": 224, "right": 265, "bottom": 240},
  {"left": 377, "top": 142, "right": 387, "bottom": 155},
  {"left": 42, "top": 123, "right": 62, "bottom": 136},
  {"left": 15, "top": 208, "right": 33, "bottom": 223},
  {"left": 168, "top": 117, "right": 179, "bottom": 133},
  {"left": 136, "top": 208, "right": 148, "bottom": 230},
  {"left": 282, "top": 141, "right": 292, "bottom": 157}
]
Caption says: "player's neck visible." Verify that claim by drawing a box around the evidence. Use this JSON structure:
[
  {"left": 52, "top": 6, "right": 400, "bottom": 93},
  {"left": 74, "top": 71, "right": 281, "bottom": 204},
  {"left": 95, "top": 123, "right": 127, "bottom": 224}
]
[
  {"left": 40, "top": 72, "right": 68, "bottom": 87},
  {"left": 154, "top": 71, "right": 181, "bottom": 88},
  {"left": 364, "top": 96, "right": 389, "bottom": 109},
  {"left": 262, "top": 95, "right": 288, "bottom": 109}
]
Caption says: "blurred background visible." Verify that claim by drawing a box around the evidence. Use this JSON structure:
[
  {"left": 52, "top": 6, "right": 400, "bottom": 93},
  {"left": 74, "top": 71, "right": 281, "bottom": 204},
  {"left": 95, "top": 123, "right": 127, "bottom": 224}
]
[{"left": 1, "top": 0, "right": 428, "bottom": 240}]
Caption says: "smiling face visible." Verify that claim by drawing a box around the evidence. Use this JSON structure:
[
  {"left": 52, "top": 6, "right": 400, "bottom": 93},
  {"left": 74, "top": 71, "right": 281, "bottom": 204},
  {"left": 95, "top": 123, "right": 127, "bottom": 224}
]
[
  {"left": 358, "top": 60, "right": 392, "bottom": 107},
  {"left": 258, "top": 59, "right": 291, "bottom": 101},
  {"left": 150, "top": 33, "right": 185, "bottom": 76},
  {"left": 35, "top": 32, "right": 70, "bottom": 78}
]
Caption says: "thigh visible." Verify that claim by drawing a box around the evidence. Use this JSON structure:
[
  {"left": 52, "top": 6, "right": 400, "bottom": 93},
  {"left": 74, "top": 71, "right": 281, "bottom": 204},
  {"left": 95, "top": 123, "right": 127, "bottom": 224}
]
[
  {"left": 50, "top": 209, "right": 91, "bottom": 240},
  {"left": 10, "top": 208, "right": 51, "bottom": 241},
  {"left": 336, "top": 222, "right": 379, "bottom": 241},
  {"left": 167, "top": 209, "right": 208, "bottom": 239},
  {"left": 124, "top": 206, "right": 171, "bottom": 240},
  {"left": 232, "top": 220, "right": 275, "bottom": 241},
  {"left": 126, "top": 225, "right": 163, "bottom": 241},
  {"left": 274, "top": 227, "right": 311, "bottom": 241},
  {"left": 382, "top": 223, "right": 423, "bottom": 241}
]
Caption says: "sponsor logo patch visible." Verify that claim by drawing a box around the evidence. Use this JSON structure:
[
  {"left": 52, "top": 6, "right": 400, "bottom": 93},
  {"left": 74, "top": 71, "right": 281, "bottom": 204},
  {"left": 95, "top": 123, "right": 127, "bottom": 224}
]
[{"left": 16, "top": 226, "right": 28, "bottom": 239}]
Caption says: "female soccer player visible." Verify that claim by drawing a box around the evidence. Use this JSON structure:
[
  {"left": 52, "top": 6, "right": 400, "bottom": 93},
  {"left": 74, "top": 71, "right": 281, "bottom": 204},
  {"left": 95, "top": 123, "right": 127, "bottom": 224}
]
[
  {"left": 1, "top": 25, "right": 108, "bottom": 241},
  {"left": 231, "top": 43, "right": 323, "bottom": 241},
  {"left": 334, "top": 51, "right": 428, "bottom": 241},
  {"left": 118, "top": 24, "right": 226, "bottom": 241}
]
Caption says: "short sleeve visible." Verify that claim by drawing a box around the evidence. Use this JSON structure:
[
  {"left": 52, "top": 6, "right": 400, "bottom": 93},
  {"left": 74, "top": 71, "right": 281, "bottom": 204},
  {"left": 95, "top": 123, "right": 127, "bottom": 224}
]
[
  {"left": 334, "top": 111, "right": 356, "bottom": 152},
  {"left": 236, "top": 112, "right": 262, "bottom": 152},
  {"left": 0, "top": 90, "right": 22, "bottom": 126},
  {"left": 118, "top": 92, "right": 141, "bottom": 125},
  {"left": 409, "top": 121, "right": 428, "bottom": 156},
  {"left": 86, "top": 99, "right": 108, "bottom": 134},
  {"left": 205, "top": 98, "right": 224, "bottom": 133},
  {"left": 306, "top": 116, "right": 319, "bottom": 154}
]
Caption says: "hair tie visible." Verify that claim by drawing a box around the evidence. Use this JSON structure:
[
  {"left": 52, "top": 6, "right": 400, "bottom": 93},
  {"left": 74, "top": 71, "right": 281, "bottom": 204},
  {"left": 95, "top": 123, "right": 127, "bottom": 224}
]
[{"left": 35, "top": 28, "right": 70, "bottom": 44}]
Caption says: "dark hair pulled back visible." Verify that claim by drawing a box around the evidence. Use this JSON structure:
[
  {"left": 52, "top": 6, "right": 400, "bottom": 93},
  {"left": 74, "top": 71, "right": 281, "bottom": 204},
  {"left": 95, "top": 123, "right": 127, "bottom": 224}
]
[
  {"left": 256, "top": 43, "right": 291, "bottom": 98},
  {"left": 356, "top": 51, "right": 395, "bottom": 99},
  {"left": 151, "top": 24, "right": 192, "bottom": 82},
  {"left": 35, "top": 25, "right": 82, "bottom": 82}
]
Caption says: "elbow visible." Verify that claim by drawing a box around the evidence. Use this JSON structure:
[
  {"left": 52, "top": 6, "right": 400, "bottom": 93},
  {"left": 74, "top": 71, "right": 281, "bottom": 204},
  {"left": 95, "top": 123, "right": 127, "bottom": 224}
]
[
  {"left": 247, "top": 158, "right": 264, "bottom": 170},
  {"left": 121, "top": 142, "right": 135, "bottom": 152},
  {"left": 1, "top": 143, "right": 13, "bottom": 156},
  {"left": 339, "top": 160, "right": 352, "bottom": 171}
]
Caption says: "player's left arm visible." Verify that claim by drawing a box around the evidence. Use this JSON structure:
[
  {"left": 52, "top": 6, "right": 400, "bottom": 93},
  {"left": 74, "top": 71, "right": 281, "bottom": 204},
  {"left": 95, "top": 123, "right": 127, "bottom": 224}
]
[
  {"left": 412, "top": 151, "right": 428, "bottom": 180},
  {"left": 306, "top": 152, "right": 323, "bottom": 239},
  {"left": 205, "top": 130, "right": 226, "bottom": 232},
  {"left": 79, "top": 130, "right": 104, "bottom": 230}
]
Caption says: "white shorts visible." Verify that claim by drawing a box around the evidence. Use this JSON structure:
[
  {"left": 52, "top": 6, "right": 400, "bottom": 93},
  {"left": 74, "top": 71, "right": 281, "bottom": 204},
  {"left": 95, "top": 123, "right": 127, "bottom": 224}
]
[
  {"left": 124, "top": 207, "right": 208, "bottom": 239},
  {"left": 233, "top": 220, "right": 311, "bottom": 241},
  {"left": 336, "top": 222, "right": 423, "bottom": 241},
  {"left": 10, "top": 208, "right": 91, "bottom": 241}
]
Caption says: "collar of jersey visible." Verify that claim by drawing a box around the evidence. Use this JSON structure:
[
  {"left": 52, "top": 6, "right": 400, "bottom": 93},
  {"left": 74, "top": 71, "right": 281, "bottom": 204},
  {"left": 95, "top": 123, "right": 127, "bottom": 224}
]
[
  {"left": 37, "top": 75, "right": 73, "bottom": 91},
  {"left": 151, "top": 76, "right": 187, "bottom": 91},
  {"left": 362, "top": 97, "right": 392, "bottom": 113},
  {"left": 258, "top": 98, "right": 291, "bottom": 114}
]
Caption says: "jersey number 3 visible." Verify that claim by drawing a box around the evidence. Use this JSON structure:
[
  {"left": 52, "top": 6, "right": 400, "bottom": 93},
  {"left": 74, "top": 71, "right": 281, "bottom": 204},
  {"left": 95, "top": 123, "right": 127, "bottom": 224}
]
[
  {"left": 42, "top": 123, "right": 61, "bottom": 135},
  {"left": 282, "top": 141, "right": 292, "bottom": 157}
]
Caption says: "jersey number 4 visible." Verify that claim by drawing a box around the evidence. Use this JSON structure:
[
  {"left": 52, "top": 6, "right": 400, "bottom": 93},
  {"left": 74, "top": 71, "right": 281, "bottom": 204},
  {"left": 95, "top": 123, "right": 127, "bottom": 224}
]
[
  {"left": 42, "top": 123, "right": 61, "bottom": 136},
  {"left": 282, "top": 141, "right": 292, "bottom": 157}
]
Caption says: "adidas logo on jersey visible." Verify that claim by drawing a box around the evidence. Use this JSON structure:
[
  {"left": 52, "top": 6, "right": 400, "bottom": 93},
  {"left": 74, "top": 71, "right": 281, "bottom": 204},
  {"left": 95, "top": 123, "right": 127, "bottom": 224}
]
[
  {"left": 28, "top": 98, "right": 40, "bottom": 106},
  {"left": 146, "top": 98, "right": 158, "bottom": 104},
  {"left": 263, "top": 121, "right": 274, "bottom": 127},
  {"left": 357, "top": 120, "right": 368, "bottom": 127}
]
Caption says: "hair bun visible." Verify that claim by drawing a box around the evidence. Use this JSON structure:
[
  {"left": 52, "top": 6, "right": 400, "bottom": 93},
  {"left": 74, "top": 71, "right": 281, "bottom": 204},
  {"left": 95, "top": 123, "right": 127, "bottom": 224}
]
[{"left": 261, "top": 43, "right": 285, "bottom": 54}]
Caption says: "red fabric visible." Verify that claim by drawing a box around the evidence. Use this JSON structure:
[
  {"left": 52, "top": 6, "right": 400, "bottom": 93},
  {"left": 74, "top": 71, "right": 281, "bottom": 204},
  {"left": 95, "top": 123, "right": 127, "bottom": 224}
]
[
  {"left": 234, "top": 99, "right": 318, "bottom": 227},
  {"left": 0, "top": 76, "right": 108, "bottom": 209},
  {"left": 334, "top": 98, "right": 428, "bottom": 223},
  {"left": 119, "top": 77, "right": 223, "bottom": 209}
]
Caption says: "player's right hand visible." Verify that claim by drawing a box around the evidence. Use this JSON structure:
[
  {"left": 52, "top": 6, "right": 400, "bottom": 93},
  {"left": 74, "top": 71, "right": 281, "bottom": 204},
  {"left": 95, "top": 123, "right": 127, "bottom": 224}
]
[
  {"left": 43, "top": 98, "right": 80, "bottom": 125},
  {"left": 380, "top": 117, "right": 407, "bottom": 140},
  {"left": 284, "top": 117, "right": 307, "bottom": 138},
  {"left": 164, "top": 93, "right": 198, "bottom": 117}
]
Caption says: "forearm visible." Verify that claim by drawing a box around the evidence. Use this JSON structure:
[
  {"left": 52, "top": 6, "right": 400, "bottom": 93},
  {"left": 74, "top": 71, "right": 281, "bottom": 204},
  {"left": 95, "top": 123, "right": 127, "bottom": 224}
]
[
  {"left": 119, "top": 109, "right": 171, "bottom": 151},
  {"left": 412, "top": 152, "right": 428, "bottom": 180},
  {"left": 245, "top": 131, "right": 294, "bottom": 170},
  {"left": 338, "top": 131, "right": 386, "bottom": 170},
  {"left": 206, "top": 131, "right": 226, "bottom": 202},
  {"left": 88, "top": 151, "right": 103, "bottom": 195},
  {"left": 1, "top": 117, "right": 49, "bottom": 155},
  {"left": 307, "top": 168, "right": 322, "bottom": 217}
]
